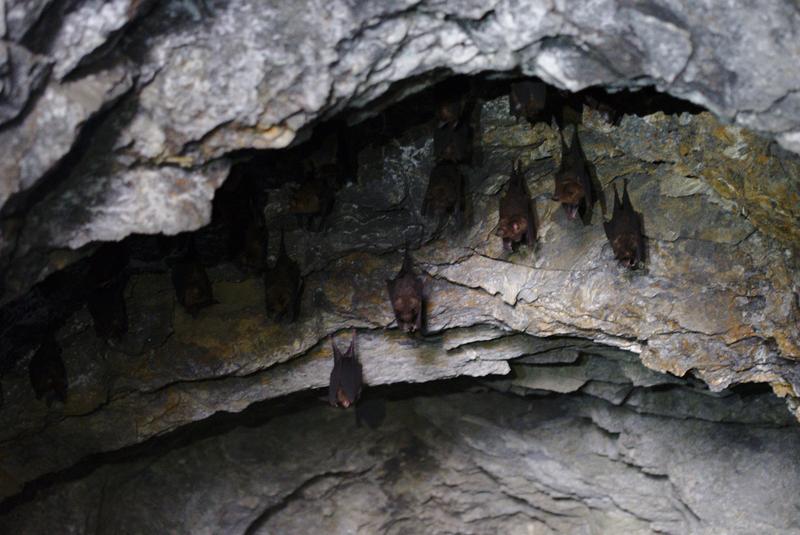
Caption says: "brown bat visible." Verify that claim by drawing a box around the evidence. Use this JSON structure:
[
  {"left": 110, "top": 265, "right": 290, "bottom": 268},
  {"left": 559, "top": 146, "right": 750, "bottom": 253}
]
[
  {"left": 386, "top": 248, "right": 424, "bottom": 334},
  {"left": 288, "top": 167, "right": 335, "bottom": 232},
  {"left": 87, "top": 242, "right": 129, "bottom": 340},
  {"left": 433, "top": 120, "right": 473, "bottom": 165},
  {"left": 29, "top": 334, "right": 67, "bottom": 406},
  {"left": 87, "top": 279, "right": 128, "bottom": 340},
  {"left": 434, "top": 77, "right": 470, "bottom": 128},
  {"left": 263, "top": 230, "right": 303, "bottom": 323},
  {"left": 509, "top": 81, "right": 548, "bottom": 124},
  {"left": 604, "top": 180, "right": 645, "bottom": 269},
  {"left": 328, "top": 330, "right": 362, "bottom": 409},
  {"left": 495, "top": 160, "right": 536, "bottom": 251},
  {"left": 422, "top": 161, "right": 465, "bottom": 225},
  {"left": 237, "top": 218, "right": 268, "bottom": 273},
  {"left": 553, "top": 127, "right": 593, "bottom": 221},
  {"left": 171, "top": 237, "right": 217, "bottom": 317}
]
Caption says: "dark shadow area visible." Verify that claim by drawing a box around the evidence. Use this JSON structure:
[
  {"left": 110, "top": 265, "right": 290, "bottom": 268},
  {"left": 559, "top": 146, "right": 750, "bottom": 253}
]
[{"left": 0, "top": 375, "right": 496, "bottom": 513}]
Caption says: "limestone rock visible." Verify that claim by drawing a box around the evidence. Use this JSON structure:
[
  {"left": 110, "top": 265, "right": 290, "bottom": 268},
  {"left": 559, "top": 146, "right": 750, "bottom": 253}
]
[{"left": 1, "top": 388, "right": 797, "bottom": 534}]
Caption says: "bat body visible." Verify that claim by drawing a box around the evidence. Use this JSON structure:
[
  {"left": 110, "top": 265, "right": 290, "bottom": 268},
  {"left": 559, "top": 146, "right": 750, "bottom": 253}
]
[
  {"left": 434, "top": 76, "right": 470, "bottom": 129},
  {"left": 509, "top": 81, "right": 548, "bottom": 124},
  {"left": 433, "top": 121, "right": 473, "bottom": 165},
  {"left": 87, "top": 242, "right": 129, "bottom": 340},
  {"left": 263, "top": 230, "right": 303, "bottom": 323},
  {"left": 496, "top": 160, "right": 536, "bottom": 251},
  {"left": 422, "top": 162, "right": 465, "bottom": 225},
  {"left": 237, "top": 218, "right": 268, "bottom": 273},
  {"left": 29, "top": 335, "right": 67, "bottom": 406},
  {"left": 328, "top": 331, "right": 362, "bottom": 409},
  {"left": 553, "top": 127, "right": 593, "bottom": 221},
  {"left": 171, "top": 238, "right": 217, "bottom": 317},
  {"left": 386, "top": 248, "right": 424, "bottom": 334},
  {"left": 87, "top": 279, "right": 128, "bottom": 340},
  {"left": 289, "top": 169, "right": 335, "bottom": 232},
  {"left": 604, "top": 180, "right": 645, "bottom": 269}
]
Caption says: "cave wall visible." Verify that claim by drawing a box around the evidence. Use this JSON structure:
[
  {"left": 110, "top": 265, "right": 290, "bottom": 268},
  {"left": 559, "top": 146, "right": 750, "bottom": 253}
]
[
  {"left": 2, "top": 0, "right": 800, "bottom": 297},
  {"left": 2, "top": 381, "right": 798, "bottom": 534},
  {"left": 1, "top": 0, "right": 800, "bottom": 530},
  {"left": 0, "top": 91, "right": 798, "bottom": 503}
]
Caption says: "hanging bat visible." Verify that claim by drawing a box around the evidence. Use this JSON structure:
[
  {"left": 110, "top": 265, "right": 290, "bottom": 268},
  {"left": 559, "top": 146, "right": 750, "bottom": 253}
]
[
  {"left": 553, "top": 127, "right": 593, "bottom": 221},
  {"left": 386, "top": 248, "right": 424, "bottom": 334},
  {"left": 288, "top": 167, "right": 335, "bottom": 232},
  {"left": 604, "top": 180, "right": 645, "bottom": 269},
  {"left": 434, "top": 77, "right": 470, "bottom": 128},
  {"left": 328, "top": 330, "right": 362, "bottom": 409},
  {"left": 263, "top": 230, "right": 303, "bottom": 323},
  {"left": 29, "top": 334, "right": 67, "bottom": 406},
  {"left": 87, "top": 279, "right": 128, "bottom": 340},
  {"left": 87, "top": 242, "right": 129, "bottom": 340},
  {"left": 495, "top": 160, "right": 536, "bottom": 251},
  {"left": 422, "top": 161, "right": 465, "bottom": 225},
  {"left": 509, "top": 81, "right": 548, "bottom": 124},
  {"left": 433, "top": 120, "right": 473, "bottom": 165},
  {"left": 171, "top": 237, "right": 217, "bottom": 317}
]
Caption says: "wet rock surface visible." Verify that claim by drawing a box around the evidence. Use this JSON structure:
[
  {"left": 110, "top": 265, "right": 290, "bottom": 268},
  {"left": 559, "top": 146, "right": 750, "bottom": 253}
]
[
  {"left": 1, "top": 382, "right": 798, "bottom": 534},
  {"left": 2, "top": 0, "right": 800, "bottom": 297},
  {"left": 0, "top": 96, "right": 797, "bottom": 504},
  {"left": 0, "top": 1, "right": 799, "bottom": 528}
]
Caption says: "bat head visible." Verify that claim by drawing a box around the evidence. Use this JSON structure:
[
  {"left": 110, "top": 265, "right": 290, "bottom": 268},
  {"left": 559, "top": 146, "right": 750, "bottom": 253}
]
[
  {"left": 552, "top": 177, "right": 585, "bottom": 220},
  {"left": 495, "top": 215, "right": 529, "bottom": 250},
  {"left": 437, "top": 99, "right": 464, "bottom": 126},
  {"left": 183, "top": 267, "right": 214, "bottom": 314},
  {"left": 393, "top": 294, "right": 421, "bottom": 331},
  {"left": 612, "top": 234, "right": 641, "bottom": 269},
  {"left": 264, "top": 284, "right": 293, "bottom": 320}
]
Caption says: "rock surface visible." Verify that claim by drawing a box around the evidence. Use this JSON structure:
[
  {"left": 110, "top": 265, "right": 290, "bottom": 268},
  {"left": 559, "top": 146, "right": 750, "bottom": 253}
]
[
  {"left": 2, "top": 0, "right": 800, "bottom": 297},
  {"left": 1, "top": 383, "right": 798, "bottom": 534},
  {"left": 0, "top": 0, "right": 799, "bottom": 525},
  {"left": 0, "top": 96, "right": 798, "bottom": 501}
]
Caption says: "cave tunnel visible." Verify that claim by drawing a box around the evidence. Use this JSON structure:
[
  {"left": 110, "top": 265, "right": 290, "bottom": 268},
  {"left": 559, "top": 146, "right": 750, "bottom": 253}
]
[{"left": 1, "top": 1, "right": 800, "bottom": 534}]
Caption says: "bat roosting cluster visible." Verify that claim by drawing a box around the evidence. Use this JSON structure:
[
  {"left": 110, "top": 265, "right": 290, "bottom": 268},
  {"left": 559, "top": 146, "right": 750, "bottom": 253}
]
[{"left": 20, "top": 77, "right": 646, "bottom": 419}]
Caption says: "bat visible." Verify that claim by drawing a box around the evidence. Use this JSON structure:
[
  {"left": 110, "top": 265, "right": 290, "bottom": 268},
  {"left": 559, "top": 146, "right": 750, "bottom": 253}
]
[
  {"left": 434, "top": 77, "right": 470, "bottom": 128},
  {"left": 288, "top": 166, "right": 335, "bottom": 232},
  {"left": 584, "top": 94, "right": 621, "bottom": 125},
  {"left": 509, "top": 81, "right": 548, "bottom": 124},
  {"left": 495, "top": 160, "right": 536, "bottom": 251},
  {"left": 29, "top": 335, "right": 67, "bottom": 406},
  {"left": 263, "top": 230, "right": 303, "bottom": 323},
  {"left": 87, "top": 279, "right": 128, "bottom": 340},
  {"left": 433, "top": 120, "right": 473, "bottom": 165},
  {"left": 552, "top": 127, "right": 593, "bottom": 221},
  {"left": 386, "top": 247, "right": 424, "bottom": 334},
  {"left": 328, "top": 329, "right": 362, "bottom": 409},
  {"left": 236, "top": 194, "right": 268, "bottom": 273},
  {"left": 87, "top": 242, "right": 129, "bottom": 340},
  {"left": 422, "top": 161, "right": 465, "bottom": 225},
  {"left": 171, "top": 237, "right": 217, "bottom": 317},
  {"left": 604, "top": 179, "right": 645, "bottom": 268}
]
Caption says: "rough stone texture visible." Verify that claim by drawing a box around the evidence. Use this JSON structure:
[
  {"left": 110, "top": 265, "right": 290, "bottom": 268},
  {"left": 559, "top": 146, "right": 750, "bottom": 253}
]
[
  {"left": 1, "top": 385, "right": 798, "bottom": 534},
  {"left": 0, "top": 0, "right": 799, "bottom": 524},
  {"left": 0, "top": 97, "right": 798, "bottom": 501},
  {"left": 2, "top": 0, "right": 800, "bottom": 297}
]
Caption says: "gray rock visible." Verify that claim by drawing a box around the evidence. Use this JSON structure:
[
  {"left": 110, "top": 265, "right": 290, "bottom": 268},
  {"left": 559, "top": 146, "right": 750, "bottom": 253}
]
[
  {"left": 0, "top": 41, "right": 51, "bottom": 126},
  {"left": 1, "top": 0, "right": 800, "bottom": 299},
  {"left": 1, "top": 390, "right": 798, "bottom": 534}
]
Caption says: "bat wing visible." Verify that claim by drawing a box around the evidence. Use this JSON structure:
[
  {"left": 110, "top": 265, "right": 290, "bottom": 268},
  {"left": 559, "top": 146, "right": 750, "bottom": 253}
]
[
  {"left": 603, "top": 219, "right": 616, "bottom": 242},
  {"left": 328, "top": 359, "right": 340, "bottom": 406},
  {"left": 338, "top": 357, "right": 363, "bottom": 405},
  {"left": 525, "top": 201, "right": 537, "bottom": 246}
]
